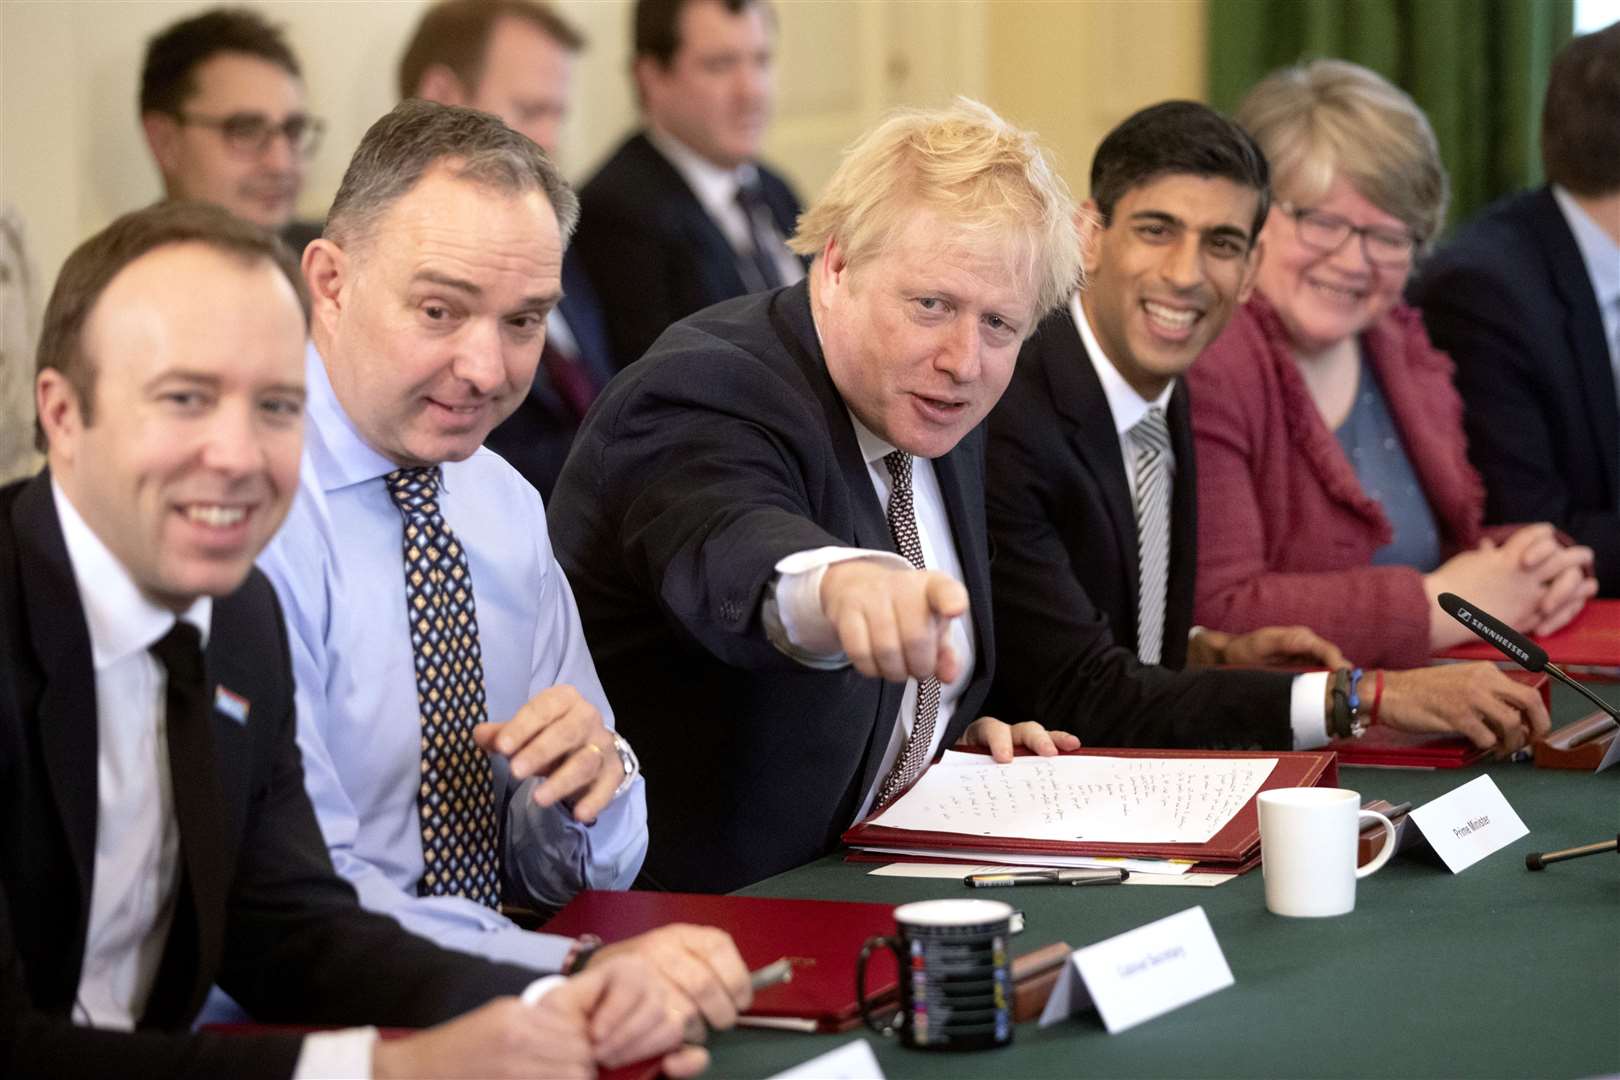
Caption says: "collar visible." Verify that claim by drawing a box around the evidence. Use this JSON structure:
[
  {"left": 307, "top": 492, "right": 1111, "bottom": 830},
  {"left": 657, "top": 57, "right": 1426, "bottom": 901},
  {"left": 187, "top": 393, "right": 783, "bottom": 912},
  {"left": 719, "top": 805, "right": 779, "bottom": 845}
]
[
  {"left": 646, "top": 125, "right": 760, "bottom": 221},
  {"left": 303, "top": 341, "right": 414, "bottom": 495},
  {"left": 51, "top": 477, "right": 210, "bottom": 671},
  {"left": 1552, "top": 186, "right": 1620, "bottom": 311},
  {"left": 848, "top": 410, "right": 899, "bottom": 467},
  {"left": 1071, "top": 293, "right": 1174, "bottom": 438}
]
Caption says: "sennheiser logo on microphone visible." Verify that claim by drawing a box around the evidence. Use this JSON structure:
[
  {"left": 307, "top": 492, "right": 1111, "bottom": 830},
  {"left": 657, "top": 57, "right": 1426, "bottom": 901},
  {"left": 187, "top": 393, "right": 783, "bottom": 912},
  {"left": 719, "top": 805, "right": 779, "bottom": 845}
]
[{"left": 1468, "top": 615, "right": 1530, "bottom": 664}]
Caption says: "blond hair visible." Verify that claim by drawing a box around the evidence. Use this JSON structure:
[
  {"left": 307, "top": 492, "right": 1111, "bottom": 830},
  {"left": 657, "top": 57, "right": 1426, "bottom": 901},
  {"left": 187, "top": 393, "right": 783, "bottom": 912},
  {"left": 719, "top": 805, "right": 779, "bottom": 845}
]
[
  {"left": 789, "top": 98, "right": 1079, "bottom": 321},
  {"left": 1237, "top": 59, "right": 1448, "bottom": 250}
]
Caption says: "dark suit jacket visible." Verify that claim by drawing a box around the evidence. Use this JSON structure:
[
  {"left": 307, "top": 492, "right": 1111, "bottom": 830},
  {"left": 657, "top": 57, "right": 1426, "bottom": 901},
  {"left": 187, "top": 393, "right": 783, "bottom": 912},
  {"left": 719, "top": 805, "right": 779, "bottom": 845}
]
[
  {"left": 548, "top": 282, "right": 994, "bottom": 893},
  {"left": 573, "top": 132, "right": 802, "bottom": 369},
  {"left": 1409, "top": 187, "right": 1620, "bottom": 594},
  {"left": 485, "top": 250, "right": 617, "bottom": 501},
  {"left": 0, "top": 474, "right": 534, "bottom": 1078},
  {"left": 983, "top": 309, "right": 1292, "bottom": 748}
]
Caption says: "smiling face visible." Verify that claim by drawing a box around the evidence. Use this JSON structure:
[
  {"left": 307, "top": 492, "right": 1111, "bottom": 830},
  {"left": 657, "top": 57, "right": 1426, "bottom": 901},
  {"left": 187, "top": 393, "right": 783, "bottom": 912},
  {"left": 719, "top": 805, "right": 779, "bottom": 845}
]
[
  {"left": 467, "top": 15, "right": 575, "bottom": 155},
  {"left": 145, "top": 52, "right": 308, "bottom": 229},
  {"left": 1254, "top": 175, "right": 1413, "bottom": 357},
  {"left": 815, "top": 208, "right": 1037, "bottom": 459},
  {"left": 41, "top": 242, "right": 307, "bottom": 610},
  {"left": 310, "top": 163, "right": 561, "bottom": 467},
  {"left": 638, "top": 0, "right": 774, "bottom": 169},
  {"left": 1079, "top": 172, "right": 1262, "bottom": 399}
]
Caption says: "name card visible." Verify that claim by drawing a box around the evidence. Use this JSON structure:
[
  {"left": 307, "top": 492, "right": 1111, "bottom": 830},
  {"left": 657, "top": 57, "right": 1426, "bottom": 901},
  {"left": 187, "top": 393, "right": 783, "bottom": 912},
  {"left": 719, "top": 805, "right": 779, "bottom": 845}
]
[
  {"left": 1039, "top": 905, "right": 1233, "bottom": 1034},
  {"left": 767, "top": 1039, "right": 884, "bottom": 1080},
  {"left": 1408, "top": 775, "right": 1528, "bottom": 873}
]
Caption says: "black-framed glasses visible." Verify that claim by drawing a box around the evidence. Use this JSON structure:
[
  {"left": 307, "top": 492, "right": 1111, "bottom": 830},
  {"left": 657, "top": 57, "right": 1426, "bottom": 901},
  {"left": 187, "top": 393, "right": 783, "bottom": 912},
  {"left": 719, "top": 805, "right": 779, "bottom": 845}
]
[
  {"left": 175, "top": 111, "right": 325, "bottom": 160},
  {"left": 1278, "top": 201, "right": 1419, "bottom": 268}
]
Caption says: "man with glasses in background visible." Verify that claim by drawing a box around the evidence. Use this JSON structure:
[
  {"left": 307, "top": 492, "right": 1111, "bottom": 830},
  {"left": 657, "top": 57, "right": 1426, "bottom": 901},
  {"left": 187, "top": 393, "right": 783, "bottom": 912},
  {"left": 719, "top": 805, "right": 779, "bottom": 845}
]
[{"left": 139, "top": 8, "right": 326, "bottom": 253}]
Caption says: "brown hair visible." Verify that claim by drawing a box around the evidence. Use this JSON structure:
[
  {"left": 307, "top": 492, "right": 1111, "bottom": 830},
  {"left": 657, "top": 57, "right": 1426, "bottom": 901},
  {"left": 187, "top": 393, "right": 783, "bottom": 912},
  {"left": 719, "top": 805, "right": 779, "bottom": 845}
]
[
  {"left": 34, "top": 200, "right": 308, "bottom": 451},
  {"left": 141, "top": 7, "right": 300, "bottom": 116},
  {"left": 398, "top": 0, "right": 585, "bottom": 102},
  {"left": 1541, "top": 21, "right": 1620, "bottom": 196}
]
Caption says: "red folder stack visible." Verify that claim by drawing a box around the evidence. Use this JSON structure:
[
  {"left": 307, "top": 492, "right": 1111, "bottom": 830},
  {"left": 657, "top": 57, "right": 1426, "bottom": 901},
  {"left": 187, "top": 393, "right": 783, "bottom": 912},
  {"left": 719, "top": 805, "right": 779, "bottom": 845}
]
[
  {"left": 541, "top": 891, "right": 901, "bottom": 1032},
  {"left": 841, "top": 748, "right": 1337, "bottom": 875},
  {"left": 1328, "top": 670, "right": 1551, "bottom": 768},
  {"left": 1438, "top": 599, "right": 1620, "bottom": 673}
]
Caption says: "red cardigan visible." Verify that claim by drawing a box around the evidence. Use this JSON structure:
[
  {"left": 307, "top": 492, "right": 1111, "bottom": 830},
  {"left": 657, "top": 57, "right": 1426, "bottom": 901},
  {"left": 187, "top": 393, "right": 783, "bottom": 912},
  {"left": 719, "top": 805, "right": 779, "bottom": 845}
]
[{"left": 1185, "top": 295, "right": 1486, "bottom": 668}]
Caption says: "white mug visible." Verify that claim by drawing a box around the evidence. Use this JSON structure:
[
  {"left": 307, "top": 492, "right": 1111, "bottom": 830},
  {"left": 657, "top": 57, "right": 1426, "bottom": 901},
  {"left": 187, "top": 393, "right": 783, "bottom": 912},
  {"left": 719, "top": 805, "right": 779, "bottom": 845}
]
[{"left": 1258, "top": 787, "right": 1397, "bottom": 917}]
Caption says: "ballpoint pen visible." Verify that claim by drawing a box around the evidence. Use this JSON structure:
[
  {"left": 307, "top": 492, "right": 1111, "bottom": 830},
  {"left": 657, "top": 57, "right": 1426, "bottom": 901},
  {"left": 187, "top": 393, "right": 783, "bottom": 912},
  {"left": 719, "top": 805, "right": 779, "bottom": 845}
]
[{"left": 964, "top": 868, "right": 1129, "bottom": 888}]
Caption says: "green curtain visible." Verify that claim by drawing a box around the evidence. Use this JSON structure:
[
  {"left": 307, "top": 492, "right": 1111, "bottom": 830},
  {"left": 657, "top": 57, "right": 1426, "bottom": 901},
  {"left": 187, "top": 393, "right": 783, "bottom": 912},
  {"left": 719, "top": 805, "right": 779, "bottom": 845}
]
[{"left": 1208, "top": 0, "right": 1574, "bottom": 235}]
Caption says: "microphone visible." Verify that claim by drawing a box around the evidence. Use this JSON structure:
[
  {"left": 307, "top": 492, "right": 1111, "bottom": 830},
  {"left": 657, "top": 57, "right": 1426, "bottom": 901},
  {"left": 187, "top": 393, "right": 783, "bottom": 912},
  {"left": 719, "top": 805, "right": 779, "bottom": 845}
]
[{"left": 1438, "top": 593, "right": 1619, "bottom": 729}]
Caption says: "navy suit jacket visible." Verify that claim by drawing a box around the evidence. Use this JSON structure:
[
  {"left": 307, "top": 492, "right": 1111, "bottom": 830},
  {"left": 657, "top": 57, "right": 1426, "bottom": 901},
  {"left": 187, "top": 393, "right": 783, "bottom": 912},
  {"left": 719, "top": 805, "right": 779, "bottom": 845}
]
[
  {"left": 484, "top": 249, "right": 617, "bottom": 501},
  {"left": 1409, "top": 187, "right": 1620, "bottom": 593},
  {"left": 573, "top": 132, "right": 802, "bottom": 369},
  {"left": 548, "top": 282, "right": 993, "bottom": 893},
  {"left": 0, "top": 474, "right": 533, "bottom": 1078},
  {"left": 983, "top": 310, "right": 1292, "bottom": 748}
]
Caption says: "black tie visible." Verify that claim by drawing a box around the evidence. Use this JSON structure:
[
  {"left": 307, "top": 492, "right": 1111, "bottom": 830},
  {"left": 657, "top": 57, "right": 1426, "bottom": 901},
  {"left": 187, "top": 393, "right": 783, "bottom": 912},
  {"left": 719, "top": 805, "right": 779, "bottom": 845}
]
[
  {"left": 735, "top": 179, "right": 785, "bottom": 292},
  {"left": 141, "top": 622, "right": 228, "bottom": 1028}
]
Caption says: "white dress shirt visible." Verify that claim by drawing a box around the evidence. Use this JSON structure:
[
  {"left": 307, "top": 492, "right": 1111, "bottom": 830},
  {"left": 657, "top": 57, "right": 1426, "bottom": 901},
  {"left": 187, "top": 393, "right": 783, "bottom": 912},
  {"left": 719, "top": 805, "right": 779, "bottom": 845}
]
[
  {"left": 766, "top": 413, "right": 977, "bottom": 821},
  {"left": 1071, "top": 298, "right": 1330, "bottom": 748},
  {"left": 645, "top": 125, "right": 805, "bottom": 288}
]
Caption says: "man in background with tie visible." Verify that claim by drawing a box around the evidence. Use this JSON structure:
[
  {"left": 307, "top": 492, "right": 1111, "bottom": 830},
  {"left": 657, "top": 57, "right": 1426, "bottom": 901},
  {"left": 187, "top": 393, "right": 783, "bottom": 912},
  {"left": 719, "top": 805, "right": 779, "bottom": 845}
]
[
  {"left": 549, "top": 99, "right": 1083, "bottom": 895},
  {"left": 1, "top": 200, "right": 707, "bottom": 1079},
  {"left": 572, "top": 0, "right": 804, "bottom": 369},
  {"left": 259, "top": 100, "right": 751, "bottom": 1032},
  {"left": 985, "top": 101, "right": 1551, "bottom": 753},
  {"left": 400, "top": 0, "right": 618, "bottom": 500}
]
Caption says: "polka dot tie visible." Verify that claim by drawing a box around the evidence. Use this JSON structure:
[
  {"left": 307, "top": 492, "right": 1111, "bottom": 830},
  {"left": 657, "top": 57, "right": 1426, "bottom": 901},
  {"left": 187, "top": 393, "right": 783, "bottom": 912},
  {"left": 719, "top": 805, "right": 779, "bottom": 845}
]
[
  {"left": 386, "top": 466, "right": 501, "bottom": 909},
  {"left": 874, "top": 450, "right": 941, "bottom": 810}
]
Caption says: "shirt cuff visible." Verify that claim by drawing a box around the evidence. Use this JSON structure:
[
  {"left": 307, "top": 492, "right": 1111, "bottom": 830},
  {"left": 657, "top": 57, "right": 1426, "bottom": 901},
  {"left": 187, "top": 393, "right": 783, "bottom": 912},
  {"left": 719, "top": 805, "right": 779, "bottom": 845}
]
[
  {"left": 521, "top": 974, "right": 568, "bottom": 1006},
  {"left": 765, "top": 547, "right": 912, "bottom": 665},
  {"left": 1289, "top": 671, "right": 1332, "bottom": 749},
  {"left": 293, "top": 1027, "right": 378, "bottom": 1080}
]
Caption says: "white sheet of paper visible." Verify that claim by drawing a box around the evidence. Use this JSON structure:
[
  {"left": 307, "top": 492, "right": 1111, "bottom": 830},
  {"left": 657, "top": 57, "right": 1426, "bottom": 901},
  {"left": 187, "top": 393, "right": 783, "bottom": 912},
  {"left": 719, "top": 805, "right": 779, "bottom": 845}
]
[
  {"left": 856, "top": 849, "right": 1192, "bottom": 875},
  {"left": 1039, "top": 906, "right": 1234, "bottom": 1033},
  {"left": 766, "top": 1038, "right": 885, "bottom": 1080},
  {"left": 865, "top": 862, "right": 1236, "bottom": 887},
  {"left": 866, "top": 751, "right": 1276, "bottom": 844},
  {"left": 1408, "top": 775, "right": 1528, "bottom": 873}
]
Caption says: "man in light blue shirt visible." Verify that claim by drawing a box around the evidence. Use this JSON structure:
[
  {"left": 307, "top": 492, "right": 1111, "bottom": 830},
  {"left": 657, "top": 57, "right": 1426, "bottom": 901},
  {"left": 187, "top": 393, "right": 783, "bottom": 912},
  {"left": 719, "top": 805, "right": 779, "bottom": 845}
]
[{"left": 260, "top": 99, "right": 751, "bottom": 1030}]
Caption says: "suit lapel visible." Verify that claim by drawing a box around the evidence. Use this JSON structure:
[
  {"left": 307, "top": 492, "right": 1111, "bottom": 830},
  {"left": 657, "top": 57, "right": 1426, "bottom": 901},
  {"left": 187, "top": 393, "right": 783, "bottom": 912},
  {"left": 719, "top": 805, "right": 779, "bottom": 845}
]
[
  {"left": 633, "top": 134, "right": 751, "bottom": 299},
  {"left": 1535, "top": 188, "right": 1620, "bottom": 502},
  {"left": 13, "top": 475, "right": 99, "bottom": 913},
  {"left": 1048, "top": 317, "right": 1143, "bottom": 631}
]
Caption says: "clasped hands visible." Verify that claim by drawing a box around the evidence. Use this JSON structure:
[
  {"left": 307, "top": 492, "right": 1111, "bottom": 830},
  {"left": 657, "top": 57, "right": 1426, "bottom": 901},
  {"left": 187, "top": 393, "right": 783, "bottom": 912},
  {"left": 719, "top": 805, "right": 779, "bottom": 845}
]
[{"left": 820, "top": 557, "right": 1079, "bottom": 759}]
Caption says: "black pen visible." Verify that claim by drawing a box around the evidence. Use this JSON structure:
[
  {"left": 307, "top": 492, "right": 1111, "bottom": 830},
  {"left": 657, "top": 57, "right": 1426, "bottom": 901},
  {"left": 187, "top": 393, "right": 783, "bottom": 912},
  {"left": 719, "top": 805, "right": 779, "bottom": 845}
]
[{"left": 964, "top": 868, "right": 1129, "bottom": 888}]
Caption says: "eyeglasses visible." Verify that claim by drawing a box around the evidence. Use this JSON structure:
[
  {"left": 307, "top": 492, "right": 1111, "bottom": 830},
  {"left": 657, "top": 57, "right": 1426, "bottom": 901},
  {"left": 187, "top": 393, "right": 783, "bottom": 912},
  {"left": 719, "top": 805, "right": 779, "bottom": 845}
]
[
  {"left": 174, "top": 111, "right": 325, "bottom": 160},
  {"left": 1278, "top": 202, "right": 1419, "bottom": 268}
]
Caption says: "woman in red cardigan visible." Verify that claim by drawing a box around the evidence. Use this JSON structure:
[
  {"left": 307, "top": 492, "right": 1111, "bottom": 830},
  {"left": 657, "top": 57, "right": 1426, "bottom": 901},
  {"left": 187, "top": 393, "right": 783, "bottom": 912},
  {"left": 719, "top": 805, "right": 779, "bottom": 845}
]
[{"left": 1189, "top": 60, "right": 1596, "bottom": 669}]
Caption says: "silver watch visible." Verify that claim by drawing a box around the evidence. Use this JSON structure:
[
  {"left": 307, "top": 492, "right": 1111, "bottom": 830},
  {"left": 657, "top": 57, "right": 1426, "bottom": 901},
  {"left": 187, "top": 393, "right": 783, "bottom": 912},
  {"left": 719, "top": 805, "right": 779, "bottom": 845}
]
[{"left": 609, "top": 731, "right": 640, "bottom": 799}]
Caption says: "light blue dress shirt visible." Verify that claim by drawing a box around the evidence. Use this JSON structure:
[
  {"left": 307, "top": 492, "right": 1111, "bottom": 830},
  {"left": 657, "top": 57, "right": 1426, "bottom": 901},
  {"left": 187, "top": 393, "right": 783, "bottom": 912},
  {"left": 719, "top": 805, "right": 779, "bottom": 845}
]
[{"left": 259, "top": 345, "right": 647, "bottom": 972}]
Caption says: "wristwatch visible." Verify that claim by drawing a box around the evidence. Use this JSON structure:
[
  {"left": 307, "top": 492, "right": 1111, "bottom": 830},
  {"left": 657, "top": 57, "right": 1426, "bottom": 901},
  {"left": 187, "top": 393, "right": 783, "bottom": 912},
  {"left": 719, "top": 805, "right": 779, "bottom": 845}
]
[{"left": 609, "top": 731, "right": 640, "bottom": 799}]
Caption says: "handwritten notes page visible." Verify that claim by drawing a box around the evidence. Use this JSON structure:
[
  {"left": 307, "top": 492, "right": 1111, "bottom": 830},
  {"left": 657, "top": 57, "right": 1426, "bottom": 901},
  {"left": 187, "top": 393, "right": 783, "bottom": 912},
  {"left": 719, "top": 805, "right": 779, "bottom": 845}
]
[{"left": 868, "top": 751, "right": 1277, "bottom": 844}]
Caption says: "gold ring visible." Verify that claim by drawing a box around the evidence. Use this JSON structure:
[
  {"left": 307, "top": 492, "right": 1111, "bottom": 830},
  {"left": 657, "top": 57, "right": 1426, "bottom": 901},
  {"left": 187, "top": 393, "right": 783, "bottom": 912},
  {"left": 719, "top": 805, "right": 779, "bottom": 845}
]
[{"left": 586, "top": 743, "right": 605, "bottom": 757}]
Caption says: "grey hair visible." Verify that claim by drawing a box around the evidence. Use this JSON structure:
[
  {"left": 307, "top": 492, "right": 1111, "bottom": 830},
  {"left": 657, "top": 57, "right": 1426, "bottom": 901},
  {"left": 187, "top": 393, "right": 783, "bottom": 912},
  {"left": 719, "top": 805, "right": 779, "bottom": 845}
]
[{"left": 325, "top": 99, "right": 579, "bottom": 249}]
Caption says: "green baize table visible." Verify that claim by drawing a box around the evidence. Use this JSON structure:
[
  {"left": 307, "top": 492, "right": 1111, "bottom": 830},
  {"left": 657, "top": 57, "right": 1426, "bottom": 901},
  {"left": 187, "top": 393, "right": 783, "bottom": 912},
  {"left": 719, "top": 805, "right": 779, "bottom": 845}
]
[{"left": 709, "top": 686, "right": 1620, "bottom": 1079}]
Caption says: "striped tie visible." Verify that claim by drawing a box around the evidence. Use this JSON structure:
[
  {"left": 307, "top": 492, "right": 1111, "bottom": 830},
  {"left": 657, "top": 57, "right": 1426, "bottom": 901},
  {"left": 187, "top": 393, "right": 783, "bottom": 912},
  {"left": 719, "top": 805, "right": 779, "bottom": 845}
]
[
  {"left": 873, "top": 450, "right": 941, "bottom": 809},
  {"left": 1130, "top": 408, "right": 1171, "bottom": 666}
]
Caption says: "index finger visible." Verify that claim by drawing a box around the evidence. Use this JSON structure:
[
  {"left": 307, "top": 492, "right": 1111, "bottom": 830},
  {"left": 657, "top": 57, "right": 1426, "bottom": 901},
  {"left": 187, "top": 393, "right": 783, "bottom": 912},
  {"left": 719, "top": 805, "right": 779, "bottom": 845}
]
[{"left": 491, "top": 687, "right": 577, "bottom": 757}]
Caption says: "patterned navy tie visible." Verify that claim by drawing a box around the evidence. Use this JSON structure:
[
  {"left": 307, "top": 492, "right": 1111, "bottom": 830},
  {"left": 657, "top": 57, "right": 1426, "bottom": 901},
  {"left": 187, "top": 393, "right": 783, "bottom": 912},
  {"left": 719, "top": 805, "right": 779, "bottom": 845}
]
[
  {"left": 385, "top": 466, "right": 501, "bottom": 909},
  {"left": 873, "top": 450, "right": 942, "bottom": 809},
  {"left": 1130, "top": 407, "right": 1171, "bottom": 666}
]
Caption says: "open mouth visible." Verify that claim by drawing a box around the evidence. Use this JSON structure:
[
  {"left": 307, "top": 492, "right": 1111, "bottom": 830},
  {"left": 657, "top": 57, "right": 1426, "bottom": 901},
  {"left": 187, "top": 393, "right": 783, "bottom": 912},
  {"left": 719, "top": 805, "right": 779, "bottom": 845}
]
[
  {"left": 911, "top": 393, "right": 969, "bottom": 423},
  {"left": 1306, "top": 278, "right": 1366, "bottom": 304},
  {"left": 1142, "top": 299, "right": 1201, "bottom": 340}
]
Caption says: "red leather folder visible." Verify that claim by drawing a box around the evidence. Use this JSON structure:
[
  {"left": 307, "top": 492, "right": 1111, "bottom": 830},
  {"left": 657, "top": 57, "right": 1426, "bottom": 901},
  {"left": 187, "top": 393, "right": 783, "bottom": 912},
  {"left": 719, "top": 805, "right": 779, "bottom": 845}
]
[
  {"left": 841, "top": 747, "right": 1337, "bottom": 873},
  {"left": 540, "top": 891, "right": 900, "bottom": 1032},
  {"left": 1328, "top": 670, "right": 1551, "bottom": 768},
  {"left": 1438, "top": 599, "right": 1620, "bottom": 669}
]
